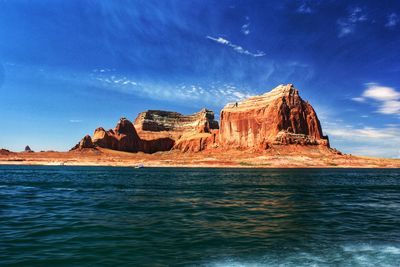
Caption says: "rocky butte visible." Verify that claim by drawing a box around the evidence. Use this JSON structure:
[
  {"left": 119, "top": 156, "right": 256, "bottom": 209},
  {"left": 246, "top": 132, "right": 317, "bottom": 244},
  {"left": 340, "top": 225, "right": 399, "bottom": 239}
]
[
  {"left": 72, "top": 84, "right": 331, "bottom": 153},
  {"left": 219, "top": 84, "right": 329, "bottom": 149}
]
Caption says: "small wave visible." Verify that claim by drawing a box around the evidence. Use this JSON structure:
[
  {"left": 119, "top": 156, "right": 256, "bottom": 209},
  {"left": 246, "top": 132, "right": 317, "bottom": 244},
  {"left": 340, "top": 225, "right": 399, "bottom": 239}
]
[
  {"left": 205, "top": 244, "right": 400, "bottom": 267},
  {"left": 343, "top": 244, "right": 400, "bottom": 254},
  {"left": 53, "top": 187, "right": 77, "bottom": 192}
]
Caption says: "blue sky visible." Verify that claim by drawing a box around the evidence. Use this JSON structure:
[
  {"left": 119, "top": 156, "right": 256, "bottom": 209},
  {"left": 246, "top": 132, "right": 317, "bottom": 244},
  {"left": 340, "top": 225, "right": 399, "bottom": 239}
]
[{"left": 0, "top": 0, "right": 399, "bottom": 157}]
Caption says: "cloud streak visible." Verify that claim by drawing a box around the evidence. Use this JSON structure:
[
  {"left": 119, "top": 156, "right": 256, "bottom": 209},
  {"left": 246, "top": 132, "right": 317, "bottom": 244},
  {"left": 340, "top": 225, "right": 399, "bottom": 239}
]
[
  {"left": 206, "top": 36, "right": 265, "bottom": 57},
  {"left": 322, "top": 120, "right": 400, "bottom": 158},
  {"left": 241, "top": 16, "right": 250, "bottom": 35}
]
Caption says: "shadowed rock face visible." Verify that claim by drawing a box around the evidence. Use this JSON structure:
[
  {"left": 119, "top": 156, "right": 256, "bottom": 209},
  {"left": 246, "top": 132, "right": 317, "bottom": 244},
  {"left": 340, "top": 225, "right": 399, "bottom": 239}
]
[
  {"left": 219, "top": 84, "right": 329, "bottom": 149},
  {"left": 71, "top": 135, "right": 95, "bottom": 150},
  {"left": 71, "top": 84, "right": 330, "bottom": 153}
]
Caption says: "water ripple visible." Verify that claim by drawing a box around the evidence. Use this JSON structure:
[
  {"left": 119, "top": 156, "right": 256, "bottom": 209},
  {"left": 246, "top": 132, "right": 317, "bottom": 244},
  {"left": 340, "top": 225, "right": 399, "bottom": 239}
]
[{"left": 0, "top": 166, "right": 400, "bottom": 266}]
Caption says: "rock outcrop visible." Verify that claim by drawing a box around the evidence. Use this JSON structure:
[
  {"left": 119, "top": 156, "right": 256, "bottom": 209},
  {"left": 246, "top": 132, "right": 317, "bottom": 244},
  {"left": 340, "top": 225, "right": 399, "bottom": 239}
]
[
  {"left": 219, "top": 84, "right": 329, "bottom": 149},
  {"left": 133, "top": 108, "right": 219, "bottom": 152},
  {"left": 71, "top": 84, "right": 330, "bottom": 153},
  {"left": 70, "top": 135, "right": 95, "bottom": 150},
  {"left": 71, "top": 109, "right": 219, "bottom": 153},
  {"left": 24, "top": 145, "right": 33, "bottom": 152},
  {"left": 91, "top": 118, "right": 141, "bottom": 152}
]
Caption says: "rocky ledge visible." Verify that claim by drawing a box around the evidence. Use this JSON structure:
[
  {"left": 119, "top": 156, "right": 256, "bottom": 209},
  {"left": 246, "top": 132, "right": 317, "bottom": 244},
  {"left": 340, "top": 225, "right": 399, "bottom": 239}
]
[{"left": 72, "top": 84, "right": 331, "bottom": 153}]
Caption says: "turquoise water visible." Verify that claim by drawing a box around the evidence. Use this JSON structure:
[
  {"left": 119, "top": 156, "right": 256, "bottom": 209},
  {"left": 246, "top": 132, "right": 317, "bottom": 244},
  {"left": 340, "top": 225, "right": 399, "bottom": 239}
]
[{"left": 1, "top": 166, "right": 400, "bottom": 266}]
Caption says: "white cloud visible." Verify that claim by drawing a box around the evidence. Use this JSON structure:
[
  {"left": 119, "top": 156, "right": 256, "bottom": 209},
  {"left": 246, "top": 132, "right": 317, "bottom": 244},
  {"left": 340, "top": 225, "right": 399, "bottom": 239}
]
[
  {"left": 69, "top": 119, "right": 82, "bottom": 123},
  {"left": 352, "top": 84, "right": 400, "bottom": 116},
  {"left": 362, "top": 85, "right": 400, "bottom": 101},
  {"left": 337, "top": 7, "right": 368, "bottom": 37},
  {"left": 206, "top": 36, "right": 266, "bottom": 57},
  {"left": 209, "top": 36, "right": 229, "bottom": 45},
  {"left": 385, "top": 13, "right": 399, "bottom": 28}
]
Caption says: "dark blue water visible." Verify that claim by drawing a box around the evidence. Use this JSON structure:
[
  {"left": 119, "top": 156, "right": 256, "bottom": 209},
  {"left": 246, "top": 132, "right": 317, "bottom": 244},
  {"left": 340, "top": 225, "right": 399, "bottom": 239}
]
[{"left": 1, "top": 166, "right": 400, "bottom": 266}]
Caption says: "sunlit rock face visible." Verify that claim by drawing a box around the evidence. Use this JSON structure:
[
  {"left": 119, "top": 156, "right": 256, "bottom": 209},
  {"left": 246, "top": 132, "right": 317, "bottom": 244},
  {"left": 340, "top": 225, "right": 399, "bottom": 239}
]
[
  {"left": 134, "top": 109, "right": 219, "bottom": 134},
  {"left": 219, "top": 84, "right": 329, "bottom": 149},
  {"left": 173, "top": 131, "right": 219, "bottom": 152}
]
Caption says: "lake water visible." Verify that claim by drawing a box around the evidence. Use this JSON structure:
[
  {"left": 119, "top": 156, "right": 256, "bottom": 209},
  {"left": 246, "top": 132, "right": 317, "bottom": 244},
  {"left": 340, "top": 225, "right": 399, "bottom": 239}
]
[{"left": 1, "top": 166, "right": 400, "bottom": 266}]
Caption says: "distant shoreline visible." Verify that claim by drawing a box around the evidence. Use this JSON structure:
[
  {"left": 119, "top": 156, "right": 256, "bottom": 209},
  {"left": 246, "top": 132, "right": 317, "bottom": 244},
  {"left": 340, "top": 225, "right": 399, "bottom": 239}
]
[{"left": 1, "top": 148, "right": 399, "bottom": 169}]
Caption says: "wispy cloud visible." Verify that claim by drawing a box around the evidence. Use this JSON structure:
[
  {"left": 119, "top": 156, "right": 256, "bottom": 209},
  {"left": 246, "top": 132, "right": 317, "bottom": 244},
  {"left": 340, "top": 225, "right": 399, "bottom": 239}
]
[
  {"left": 352, "top": 83, "right": 400, "bottom": 115},
  {"left": 241, "top": 16, "right": 250, "bottom": 35},
  {"left": 297, "top": 2, "right": 313, "bottom": 14},
  {"left": 69, "top": 119, "right": 83, "bottom": 123},
  {"left": 337, "top": 7, "right": 368, "bottom": 37},
  {"left": 206, "top": 36, "right": 266, "bottom": 57},
  {"left": 93, "top": 72, "right": 254, "bottom": 107},
  {"left": 385, "top": 13, "right": 399, "bottom": 28}
]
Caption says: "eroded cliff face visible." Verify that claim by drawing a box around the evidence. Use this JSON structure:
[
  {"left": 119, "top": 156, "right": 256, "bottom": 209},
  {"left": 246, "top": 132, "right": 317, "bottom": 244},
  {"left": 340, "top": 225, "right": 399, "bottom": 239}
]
[
  {"left": 219, "top": 84, "right": 329, "bottom": 149},
  {"left": 72, "top": 84, "right": 330, "bottom": 153},
  {"left": 134, "top": 109, "right": 218, "bottom": 134}
]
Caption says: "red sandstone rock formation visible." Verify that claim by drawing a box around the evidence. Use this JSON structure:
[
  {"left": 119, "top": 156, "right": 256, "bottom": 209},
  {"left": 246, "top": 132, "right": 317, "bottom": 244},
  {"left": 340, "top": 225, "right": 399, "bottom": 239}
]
[
  {"left": 71, "top": 109, "right": 219, "bottom": 153},
  {"left": 219, "top": 84, "right": 329, "bottom": 149},
  {"left": 71, "top": 84, "right": 330, "bottom": 153},
  {"left": 91, "top": 118, "right": 141, "bottom": 152},
  {"left": 134, "top": 109, "right": 219, "bottom": 152},
  {"left": 173, "top": 130, "right": 219, "bottom": 152},
  {"left": 70, "top": 135, "right": 95, "bottom": 150},
  {"left": 0, "top": 148, "right": 12, "bottom": 155}
]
